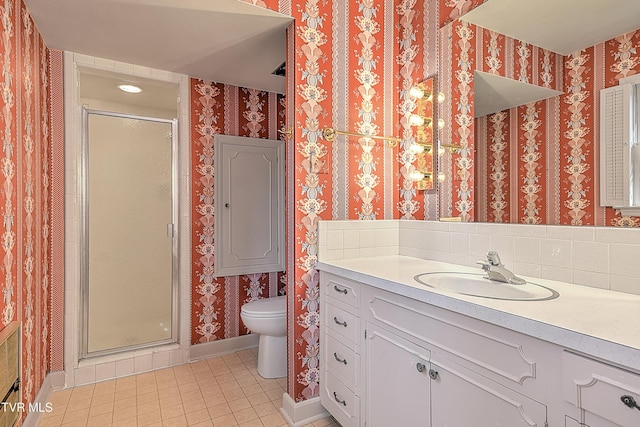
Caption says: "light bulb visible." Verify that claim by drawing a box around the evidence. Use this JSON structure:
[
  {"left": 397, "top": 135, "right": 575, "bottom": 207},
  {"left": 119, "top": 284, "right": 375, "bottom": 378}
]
[
  {"left": 438, "top": 118, "right": 445, "bottom": 129},
  {"left": 437, "top": 92, "right": 445, "bottom": 103},
  {"left": 409, "top": 86, "right": 424, "bottom": 98},
  {"left": 409, "top": 143, "right": 426, "bottom": 154},
  {"left": 409, "top": 170, "right": 425, "bottom": 181},
  {"left": 409, "top": 114, "right": 432, "bottom": 127},
  {"left": 438, "top": 172, "right": 446, "bottom": 182}
]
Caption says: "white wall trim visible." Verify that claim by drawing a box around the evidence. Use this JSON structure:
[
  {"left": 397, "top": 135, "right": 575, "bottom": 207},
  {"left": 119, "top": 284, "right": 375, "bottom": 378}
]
[
  {"left": 21, "top": 371, "right": 65, "bottom": 427},
  {"left": 280, "top": 393, "right": 330, "bottom": 427},
  {"left": 189, "top": 334, "right": 259, "bottom": 361}
]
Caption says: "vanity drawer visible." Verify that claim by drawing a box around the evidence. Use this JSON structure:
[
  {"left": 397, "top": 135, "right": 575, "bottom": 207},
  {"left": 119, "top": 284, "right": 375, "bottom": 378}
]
[
  {"left": 323, "top": 273, "right": 360, "bottom": 308},
  {"left": 321, "top": 370, "right": 360, "bottom": 427},
  {"left": 562, "top": 351, "right": 640, "bottom": 427},
  {"left": 324, "top": 301, "right": 360, "bottom": 345},
  {"left": 325, "top": 333, "right": 358, "bottom": 391}
]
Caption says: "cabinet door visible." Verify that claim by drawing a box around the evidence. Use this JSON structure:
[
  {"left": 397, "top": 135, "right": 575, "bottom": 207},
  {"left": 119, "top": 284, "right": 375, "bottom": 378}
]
[
  {"left": 364, "top": 322, "right": 430, "bottom": 427},
  {"left": 431, "top": 359, "right": 547, "bottom": 427},
  {"left": 213, "top": 134, "right": 285, "bottom": 276}
]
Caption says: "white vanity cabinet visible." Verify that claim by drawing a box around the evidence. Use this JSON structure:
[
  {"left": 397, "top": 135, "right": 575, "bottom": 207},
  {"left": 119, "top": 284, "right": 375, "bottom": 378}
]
[
  {"left": 361, "top": 278, "right": 551, "bottom": 426},
  {"left": 562, "top": 351, "right": 640, "bottom": 426},
  {"left": 319, "top": 269, "right": 640, "bottom": 427},
  {"left": 320, "top": 274, "right": 362, "bottom": 427}
]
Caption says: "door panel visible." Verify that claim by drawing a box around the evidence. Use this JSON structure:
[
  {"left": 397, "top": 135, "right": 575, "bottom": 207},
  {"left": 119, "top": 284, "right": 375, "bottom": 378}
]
[
  {"left": 214, "top": 134, "right": 284, "bottom": 276},
  {"left": 364, "top": 322, "right": 431, "bottom": 427},
  {"left": 84, "top": 111, "right": 176, "bottom": 356},
  {"left": 431, "top": 358, "right": 547, "bottom": 426}
]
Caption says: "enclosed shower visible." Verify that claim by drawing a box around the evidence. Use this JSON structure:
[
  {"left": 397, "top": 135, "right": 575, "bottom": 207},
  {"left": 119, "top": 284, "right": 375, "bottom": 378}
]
[{"left": 78, "top": 70, "right": 179, "bottom": 358}]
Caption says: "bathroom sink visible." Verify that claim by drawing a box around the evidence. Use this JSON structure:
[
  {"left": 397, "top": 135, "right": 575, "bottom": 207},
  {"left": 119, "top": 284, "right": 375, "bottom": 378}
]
[{"left": 414, "top": 272, "right": 559, "bottom": 301}]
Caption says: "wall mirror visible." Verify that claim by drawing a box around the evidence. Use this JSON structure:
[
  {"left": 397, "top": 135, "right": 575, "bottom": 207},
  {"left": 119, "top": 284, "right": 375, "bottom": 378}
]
[{"left": 436, "top": 0, "right": 640, "bottom": 225}]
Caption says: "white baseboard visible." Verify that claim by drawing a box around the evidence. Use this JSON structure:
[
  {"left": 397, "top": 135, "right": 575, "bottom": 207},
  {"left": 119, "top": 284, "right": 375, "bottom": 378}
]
[
  {"left": 22, "top": 371, "right": 65, "bottom": 427},
  {"left": 280, "top": 392, "right": 329, "bottom": 427},
  {"left": 189, "top": 333, "right": 259, "bottom": 361}
]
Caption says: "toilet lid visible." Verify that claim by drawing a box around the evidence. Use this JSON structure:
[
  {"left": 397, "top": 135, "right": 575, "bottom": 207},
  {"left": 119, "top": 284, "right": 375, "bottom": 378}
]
[{"left": 241, "top": 295, "right": 286, "bottom": 318}]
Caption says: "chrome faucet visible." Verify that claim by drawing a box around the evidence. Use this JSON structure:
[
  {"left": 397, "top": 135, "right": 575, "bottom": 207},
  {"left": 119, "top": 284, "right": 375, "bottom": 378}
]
[{"left": 476, "top": 251, "right": 526, "bottom": 285}]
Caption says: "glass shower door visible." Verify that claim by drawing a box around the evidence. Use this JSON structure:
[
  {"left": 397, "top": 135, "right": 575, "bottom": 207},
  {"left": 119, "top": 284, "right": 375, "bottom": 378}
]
[{"left": 82, "top": 109, "right": 177, "bottom": 357}]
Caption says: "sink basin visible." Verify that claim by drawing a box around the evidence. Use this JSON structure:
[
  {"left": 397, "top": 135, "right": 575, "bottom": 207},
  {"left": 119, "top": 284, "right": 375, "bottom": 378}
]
[{"left": 414, "top": 272, "right": 559, "bottom": 301}]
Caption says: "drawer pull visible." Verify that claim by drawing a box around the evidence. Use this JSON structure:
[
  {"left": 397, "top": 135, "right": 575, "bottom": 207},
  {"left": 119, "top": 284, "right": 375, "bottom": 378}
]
[
  {"left": 334, "top": 352, "right": 347, "bottom": 365},
  {"left": 333, "top": 392, "right": 347, "bottom": 406},
  {"left": 621, "top": 395, "right": 640, "bottom": 411},
  {"left": 333, "top": 285, "right": 348, "bottom": 294},
  {"left": 333, "top": 316, "right": 347, "bottom": 327}
]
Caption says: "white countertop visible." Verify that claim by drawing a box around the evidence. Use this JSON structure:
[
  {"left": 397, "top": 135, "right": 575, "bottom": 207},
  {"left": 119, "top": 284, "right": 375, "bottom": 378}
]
[{"left": 317, "top": 255, "right": 640, "bottom": 372}]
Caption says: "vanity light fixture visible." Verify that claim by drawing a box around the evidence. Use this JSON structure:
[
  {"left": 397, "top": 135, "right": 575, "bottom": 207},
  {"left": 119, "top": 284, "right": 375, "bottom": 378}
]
[
  {"left": 409, "top": 169, "right": 433, "bottom": 181},
  {"left": 409, "top": 114, "right": 432, "bottom": 127},
  {"left": 411, "top": 169, "right": 433, "bottom": 191},
  {"left": 117, "top": 83, "right": 142, "bottom": 93},
  {"left": 409, "top": 142, "right": 432, "bottom": 154},
  {"left": 409, "top": 86, "right": 433, "bottom": 101}
]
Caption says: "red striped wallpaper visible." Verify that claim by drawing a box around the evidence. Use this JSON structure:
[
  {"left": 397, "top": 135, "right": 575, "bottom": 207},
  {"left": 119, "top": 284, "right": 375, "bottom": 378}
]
[{"left": 463, "top": 26, "right": 640, "bottom": 226}]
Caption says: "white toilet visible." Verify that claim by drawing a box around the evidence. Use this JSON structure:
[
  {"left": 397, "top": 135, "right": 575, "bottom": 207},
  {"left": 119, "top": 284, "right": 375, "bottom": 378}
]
[{"left": 240, "top": 295, "right": 287, "bottom": 379}]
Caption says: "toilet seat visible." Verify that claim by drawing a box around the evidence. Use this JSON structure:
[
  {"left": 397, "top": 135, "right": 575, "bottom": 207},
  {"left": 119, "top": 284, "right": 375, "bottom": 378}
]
[{"left": 241, "top": 295, "right": 286, "bottom": 319}]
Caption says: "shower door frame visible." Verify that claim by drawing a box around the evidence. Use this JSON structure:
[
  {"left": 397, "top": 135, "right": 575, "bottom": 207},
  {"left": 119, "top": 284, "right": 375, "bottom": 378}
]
[{"left": 79, "top": 106, "right": 179, "bottom": 359}]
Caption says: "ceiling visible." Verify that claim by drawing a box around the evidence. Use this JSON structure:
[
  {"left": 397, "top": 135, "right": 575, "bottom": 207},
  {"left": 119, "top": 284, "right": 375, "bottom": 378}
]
[
  {"left": 462, "top": 0, "right": 640, "bottom": 55},
  {"left": 79, "top": 68, "right": 179, "bottom": 112},
  {"left": 25, "top": 0, "right": 292, "bottom": 94},
  {"left": 474, "top": 71, "right": 563, "bottom": 117}
]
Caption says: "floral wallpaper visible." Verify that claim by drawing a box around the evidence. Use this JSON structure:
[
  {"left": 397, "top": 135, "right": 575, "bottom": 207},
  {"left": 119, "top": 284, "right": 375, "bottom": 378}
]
[
  {"left": 0, "top": 0, "right": 52, "bottom": 418},
  {"left": 3, "top": 0, "right": 639, "bottom": 414},
  {"left": 439, "top": 0, "right": 487, "bottom": 28},
  {"left": 190, "top": 80, "right": 286, "bottom": 344},
  {"left": 465, "top": 25, "right": 640, "bottom": 226},
  {"left": 440, "top": 19, "right": 564, "bottom": 223}
]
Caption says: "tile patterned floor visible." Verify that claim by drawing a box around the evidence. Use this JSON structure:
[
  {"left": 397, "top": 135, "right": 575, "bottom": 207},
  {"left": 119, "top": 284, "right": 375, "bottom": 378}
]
[{"left": 38, "top": 349, "right": 339, "bottom": 427}]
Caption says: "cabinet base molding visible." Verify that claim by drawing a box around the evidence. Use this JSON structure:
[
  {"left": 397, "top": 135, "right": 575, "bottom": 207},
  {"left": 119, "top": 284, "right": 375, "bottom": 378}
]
[{"left": 281, "top": 393, "right": 330, "bottom": 427}]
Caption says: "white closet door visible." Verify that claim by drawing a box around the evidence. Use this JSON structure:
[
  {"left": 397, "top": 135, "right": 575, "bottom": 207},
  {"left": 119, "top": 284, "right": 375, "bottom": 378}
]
[{"left": 214, "top": 134, "right": 284, "bottom": 277}]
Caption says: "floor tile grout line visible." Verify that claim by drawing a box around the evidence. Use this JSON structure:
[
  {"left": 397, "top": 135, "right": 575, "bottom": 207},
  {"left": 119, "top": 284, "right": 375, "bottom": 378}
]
[{"left": 40, "top": 348, "right": 338, "bottom": 427}]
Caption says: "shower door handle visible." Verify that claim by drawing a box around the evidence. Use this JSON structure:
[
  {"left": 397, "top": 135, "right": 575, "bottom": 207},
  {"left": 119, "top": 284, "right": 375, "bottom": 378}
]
[{"left": 167, "top": 223, "right": 174, "bottom": 238}]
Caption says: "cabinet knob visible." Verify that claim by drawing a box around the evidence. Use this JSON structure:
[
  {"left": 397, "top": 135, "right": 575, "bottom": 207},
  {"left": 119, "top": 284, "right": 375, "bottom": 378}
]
[
  {"left": 416, "top": 362, "right": 426, "bottom": 373},
  {"left": 621, "top": 395, "right": 640, "bottom": 411},
  {"left": 333, "top": 316, "right": 347, "bottom": 327},
  {"left": 429, "top": 369, "right": 439, "bottom": 380}
]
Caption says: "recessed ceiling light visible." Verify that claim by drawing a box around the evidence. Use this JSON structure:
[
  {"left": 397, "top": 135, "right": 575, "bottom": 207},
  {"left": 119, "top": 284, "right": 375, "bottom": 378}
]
[{"left": 118, "top": 84, "right": 142, "bottom": 93}]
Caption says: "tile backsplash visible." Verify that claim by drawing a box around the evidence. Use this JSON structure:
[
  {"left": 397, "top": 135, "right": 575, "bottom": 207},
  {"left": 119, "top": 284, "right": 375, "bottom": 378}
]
[{"left": 318, "top": 220, "right": 640, "bottom": 296}]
